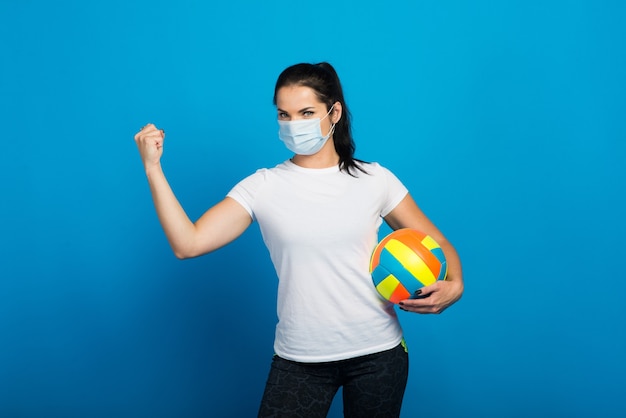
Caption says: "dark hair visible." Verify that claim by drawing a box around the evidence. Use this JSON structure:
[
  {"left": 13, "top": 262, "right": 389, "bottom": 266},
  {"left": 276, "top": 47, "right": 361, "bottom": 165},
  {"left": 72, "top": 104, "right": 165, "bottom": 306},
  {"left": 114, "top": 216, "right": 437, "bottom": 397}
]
[{"left": 273, "top": 62, "right": 368, "bottom": 176}]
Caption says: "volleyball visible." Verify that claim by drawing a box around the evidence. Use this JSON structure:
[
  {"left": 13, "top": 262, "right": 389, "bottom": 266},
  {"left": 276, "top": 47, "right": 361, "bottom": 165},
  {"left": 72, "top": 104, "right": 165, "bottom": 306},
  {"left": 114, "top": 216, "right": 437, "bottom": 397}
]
[{"left": 369, "top": 228, "right": 447, "bottom": 304}]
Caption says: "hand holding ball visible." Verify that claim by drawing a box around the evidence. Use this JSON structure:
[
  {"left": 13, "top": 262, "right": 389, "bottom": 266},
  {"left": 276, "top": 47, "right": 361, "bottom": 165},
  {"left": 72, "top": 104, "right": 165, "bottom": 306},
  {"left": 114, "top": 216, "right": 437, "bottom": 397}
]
[{"left": 370, "top": 228, "right": 447, "bottom": 304}]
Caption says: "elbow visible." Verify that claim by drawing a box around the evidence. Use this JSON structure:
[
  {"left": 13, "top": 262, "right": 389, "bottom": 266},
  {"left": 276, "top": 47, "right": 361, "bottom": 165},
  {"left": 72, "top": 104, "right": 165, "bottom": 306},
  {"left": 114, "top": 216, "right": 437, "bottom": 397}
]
[
  {"left": 172, "top": 245, "right": 198, "bottom": 260},
  {"left": 171, "top": 234, "right": 220, "bottom": 260},
  {"left": 173, "top": 250, "right": 190, "bottom": 260},
  {"left": 173, "top": 244, "right": 211, "bottom": 260}
]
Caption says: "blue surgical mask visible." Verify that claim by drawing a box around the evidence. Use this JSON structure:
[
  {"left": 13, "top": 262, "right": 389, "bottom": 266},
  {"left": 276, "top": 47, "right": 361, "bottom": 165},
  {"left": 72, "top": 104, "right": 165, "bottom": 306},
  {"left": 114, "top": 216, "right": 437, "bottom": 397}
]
[{"left": 278, "top": 106, "right": 335, "bottom": 155}]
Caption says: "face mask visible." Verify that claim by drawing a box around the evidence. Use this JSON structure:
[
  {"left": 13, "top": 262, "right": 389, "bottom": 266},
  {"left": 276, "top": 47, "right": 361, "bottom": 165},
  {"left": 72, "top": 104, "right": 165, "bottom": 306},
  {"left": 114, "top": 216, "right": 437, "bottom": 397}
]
[{"left": 278, "top": 105, "right": 335, "bottom": 155}]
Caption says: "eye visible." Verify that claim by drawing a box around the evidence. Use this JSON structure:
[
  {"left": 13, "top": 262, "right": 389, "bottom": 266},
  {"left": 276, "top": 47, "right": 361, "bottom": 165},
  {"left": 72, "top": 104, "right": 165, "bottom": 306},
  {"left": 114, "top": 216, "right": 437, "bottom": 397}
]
[
  {"left": 278, "top": 112, "right": 289, "bottom": 119},
  {"left": 303, "top": 111, "right": 314, "bottom": 117}
]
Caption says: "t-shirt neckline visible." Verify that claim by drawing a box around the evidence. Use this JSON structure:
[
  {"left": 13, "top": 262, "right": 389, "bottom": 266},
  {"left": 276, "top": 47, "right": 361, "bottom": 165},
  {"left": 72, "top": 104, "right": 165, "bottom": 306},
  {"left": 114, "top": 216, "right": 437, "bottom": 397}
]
[{"left": 284, "top": 159, "right": 340, "bottom": 174}]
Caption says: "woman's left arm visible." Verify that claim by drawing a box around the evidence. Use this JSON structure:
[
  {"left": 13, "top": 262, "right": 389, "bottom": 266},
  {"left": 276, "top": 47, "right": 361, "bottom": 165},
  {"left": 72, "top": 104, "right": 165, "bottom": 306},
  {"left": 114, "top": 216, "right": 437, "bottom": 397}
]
[{"left": 384, "top": 193, "right": 464, "bottom": 314}]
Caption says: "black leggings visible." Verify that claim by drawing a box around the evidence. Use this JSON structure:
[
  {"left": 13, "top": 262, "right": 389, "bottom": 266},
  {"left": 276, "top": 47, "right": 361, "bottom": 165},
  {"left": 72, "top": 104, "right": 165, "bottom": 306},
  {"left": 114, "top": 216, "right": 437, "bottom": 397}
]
[{"left": 258, "top": 342, "right": 409, "bottom": 418}]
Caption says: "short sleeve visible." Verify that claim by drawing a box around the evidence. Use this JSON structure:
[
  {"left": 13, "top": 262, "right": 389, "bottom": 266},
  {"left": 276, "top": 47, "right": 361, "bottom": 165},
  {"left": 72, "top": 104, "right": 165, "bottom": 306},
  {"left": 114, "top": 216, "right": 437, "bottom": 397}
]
[
  {"left": 226, "top": 169, "right": 268, "bottom": 221},
  {"left": 377, "top": 165, "right": 408, "bottom": 217}
]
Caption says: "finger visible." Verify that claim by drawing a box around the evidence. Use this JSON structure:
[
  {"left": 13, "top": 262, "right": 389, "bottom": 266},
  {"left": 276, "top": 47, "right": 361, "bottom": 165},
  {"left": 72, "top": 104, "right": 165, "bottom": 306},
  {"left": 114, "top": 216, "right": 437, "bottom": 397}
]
[
  {"left": 416, "top": 281, "right": 441, "bottom": 296},
  {"left": 137, "top": 128, "right": 163, "bottom": 139},
  {"left": 135, "top": 123, "right": 160, "bottom": 137},
  {"left": 136, "top": 135, "right": 164, "bottom": 151},
  {"left": 401, "top": 304, "right": 444, "bottom": 314},
  {"left": 398, "top": 298, "right": 440, "bottom": 314},
  {"left": 135, "top": 125, "right": 152, "bottom": 141},
  {"left": 398, "top": 291, "right": 437, "bottom": 307},
  {"left": 135, "top": 132, "right": 162, "bottom": 144},
  {"left": 146, "top": 133, "right": 164, "bottom": 145},
  {"left": 399, "top": 297, "right": 429, "bottom": 307}
]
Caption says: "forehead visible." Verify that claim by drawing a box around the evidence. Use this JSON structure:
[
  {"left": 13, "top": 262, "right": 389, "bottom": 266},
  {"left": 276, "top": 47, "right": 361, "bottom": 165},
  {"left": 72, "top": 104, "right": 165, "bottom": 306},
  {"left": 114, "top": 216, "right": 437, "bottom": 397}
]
[{"left": 275, "top": 85, "right": 324, "bottom": 109}]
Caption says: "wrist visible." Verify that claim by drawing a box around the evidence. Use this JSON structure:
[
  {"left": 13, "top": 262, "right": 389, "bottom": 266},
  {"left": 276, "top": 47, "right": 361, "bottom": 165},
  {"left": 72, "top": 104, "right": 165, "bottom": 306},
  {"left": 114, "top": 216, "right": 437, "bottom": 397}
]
[{"left": 145, "top": 162, "right": 163, "bottom": 179}]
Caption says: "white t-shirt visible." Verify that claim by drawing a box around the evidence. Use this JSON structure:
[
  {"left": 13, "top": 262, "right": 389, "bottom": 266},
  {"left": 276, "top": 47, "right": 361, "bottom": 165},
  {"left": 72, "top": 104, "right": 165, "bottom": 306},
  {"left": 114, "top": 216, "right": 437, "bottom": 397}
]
[{"left": 227, "top": 159, "right": 408, "bottom": 362}]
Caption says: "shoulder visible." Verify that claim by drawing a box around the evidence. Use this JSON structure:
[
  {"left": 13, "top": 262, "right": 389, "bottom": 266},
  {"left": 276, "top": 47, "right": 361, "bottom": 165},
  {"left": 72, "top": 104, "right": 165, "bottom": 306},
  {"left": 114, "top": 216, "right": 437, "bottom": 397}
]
[
  {"left": 352, "top": 160, "right": 398, "bottom": 179},
  {"left": 235, "top": 160, "right": 289, "bottom": 184},
  {"left": 357, "top": 161, "right": 407, "bottom": 194},
  {"left": 227, "top": 163, "right": 289, "bottom": 216}
]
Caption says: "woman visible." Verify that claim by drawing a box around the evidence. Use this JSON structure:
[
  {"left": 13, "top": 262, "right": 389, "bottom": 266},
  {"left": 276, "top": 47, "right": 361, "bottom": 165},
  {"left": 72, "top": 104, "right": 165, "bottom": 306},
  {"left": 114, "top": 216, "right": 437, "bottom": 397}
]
[{"left": 134, "top": 62, "right": 463, "bottom": 418}]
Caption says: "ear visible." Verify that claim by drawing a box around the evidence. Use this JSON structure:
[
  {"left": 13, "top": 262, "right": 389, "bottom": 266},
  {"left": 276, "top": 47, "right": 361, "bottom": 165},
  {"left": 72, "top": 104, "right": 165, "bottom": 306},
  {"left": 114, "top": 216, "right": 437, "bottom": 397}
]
[{"left": 331, "top": 101, "right": 343, "bottom": 124}]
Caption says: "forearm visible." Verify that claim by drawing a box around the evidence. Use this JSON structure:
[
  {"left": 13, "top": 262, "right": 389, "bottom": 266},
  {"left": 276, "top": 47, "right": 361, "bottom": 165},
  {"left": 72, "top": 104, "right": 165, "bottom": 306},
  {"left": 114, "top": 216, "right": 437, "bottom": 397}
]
[
  {"left": 145, "top": 164, "right": 197, "bottom": 258},
  {"left": 440, "top": 240, "right": 462, "bottom": 281},
  {"left": 439, "top": 239, "right": 464, "bottom": 301}
]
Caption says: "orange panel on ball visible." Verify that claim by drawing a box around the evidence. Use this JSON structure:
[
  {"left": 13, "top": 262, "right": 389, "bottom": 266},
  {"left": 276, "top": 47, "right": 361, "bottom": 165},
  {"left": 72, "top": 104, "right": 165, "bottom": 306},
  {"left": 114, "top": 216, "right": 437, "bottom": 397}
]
[{"left": 388, "top": 285, "right": 411, "bottom": 304}]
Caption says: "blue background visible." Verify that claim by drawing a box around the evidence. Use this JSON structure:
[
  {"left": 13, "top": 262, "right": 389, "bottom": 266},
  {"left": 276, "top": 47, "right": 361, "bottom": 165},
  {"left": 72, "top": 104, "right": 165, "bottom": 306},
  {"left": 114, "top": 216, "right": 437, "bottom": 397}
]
[{"left": 1, "top": 1, "right": 625, "bottom": 417}]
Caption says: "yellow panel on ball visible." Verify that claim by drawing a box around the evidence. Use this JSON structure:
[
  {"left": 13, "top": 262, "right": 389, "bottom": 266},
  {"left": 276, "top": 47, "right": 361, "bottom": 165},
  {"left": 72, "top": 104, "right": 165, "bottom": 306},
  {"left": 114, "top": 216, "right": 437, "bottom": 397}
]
[
  {"left": 376, "top": 274, "right": 401, "bottom": 301},
  {"left": 421, "top": 235, "right": 441, "bottom": 251},
  {"left": 385, "top": 239, "right": 437, "bottom": 286}
]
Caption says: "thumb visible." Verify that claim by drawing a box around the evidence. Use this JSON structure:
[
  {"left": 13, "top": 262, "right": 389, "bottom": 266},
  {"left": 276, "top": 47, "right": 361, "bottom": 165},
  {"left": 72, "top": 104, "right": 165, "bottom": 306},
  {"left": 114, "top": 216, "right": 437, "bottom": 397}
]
[{"left": 156, "top": 130, "right": 165, "bottom": 148}]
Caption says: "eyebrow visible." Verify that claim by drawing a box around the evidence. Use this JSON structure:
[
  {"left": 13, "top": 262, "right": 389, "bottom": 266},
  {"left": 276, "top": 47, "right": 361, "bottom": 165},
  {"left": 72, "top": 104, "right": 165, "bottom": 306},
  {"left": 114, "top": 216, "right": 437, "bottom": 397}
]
[{"left": 277, "top": 106, "right": 316, "bottom": 114}]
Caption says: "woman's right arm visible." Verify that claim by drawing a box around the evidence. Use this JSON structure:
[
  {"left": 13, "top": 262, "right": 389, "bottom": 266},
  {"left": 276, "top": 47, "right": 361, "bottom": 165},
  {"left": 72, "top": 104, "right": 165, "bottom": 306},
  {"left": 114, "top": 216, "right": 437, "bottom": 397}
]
[{"left": 135, "top": 124, "right": 252, "bottom": 259}]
